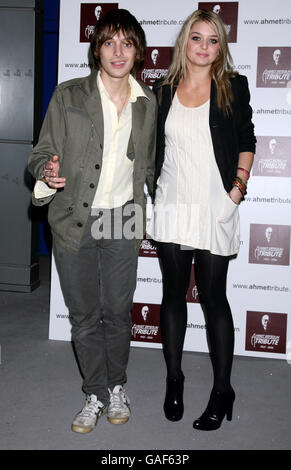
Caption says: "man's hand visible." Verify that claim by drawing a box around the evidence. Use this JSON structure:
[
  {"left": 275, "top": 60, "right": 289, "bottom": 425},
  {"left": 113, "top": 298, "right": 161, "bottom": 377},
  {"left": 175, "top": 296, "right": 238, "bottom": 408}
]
[{"left": 42, "top": 155, "right": 66, "bottom": 189}]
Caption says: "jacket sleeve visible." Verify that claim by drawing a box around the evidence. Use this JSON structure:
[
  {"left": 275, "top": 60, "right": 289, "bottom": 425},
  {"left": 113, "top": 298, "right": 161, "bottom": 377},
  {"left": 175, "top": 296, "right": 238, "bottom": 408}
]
[
  {"left": 146, "top": 98, "right": 158, "bottom": 199},
  {"left": 235, "top": 75, "right": 256, "bottom": 154},
  {"left": 28, "top": 86, "right": 67, "bottom": 206}
]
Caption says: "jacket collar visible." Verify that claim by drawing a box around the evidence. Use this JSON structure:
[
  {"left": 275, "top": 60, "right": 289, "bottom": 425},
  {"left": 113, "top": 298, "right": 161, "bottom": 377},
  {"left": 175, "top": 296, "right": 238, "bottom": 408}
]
[{"left": 80, "top": 68, "right": 99, "bottom": 96}]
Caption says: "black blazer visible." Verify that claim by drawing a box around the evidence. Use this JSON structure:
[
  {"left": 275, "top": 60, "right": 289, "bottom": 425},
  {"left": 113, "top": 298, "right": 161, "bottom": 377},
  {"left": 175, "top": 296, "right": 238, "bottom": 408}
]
[{"left": 153, "top": 74, "right": 256, "bottom": 194}]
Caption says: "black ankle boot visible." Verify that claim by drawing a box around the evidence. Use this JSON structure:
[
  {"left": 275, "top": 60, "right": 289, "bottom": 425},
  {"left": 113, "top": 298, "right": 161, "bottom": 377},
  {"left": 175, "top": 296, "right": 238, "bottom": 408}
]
[
  {"left": 193, "top": 388, "right": 235, "bottom": 431},
  {"left": 163, "top": 374, "right": 185, "bottom": 421}
]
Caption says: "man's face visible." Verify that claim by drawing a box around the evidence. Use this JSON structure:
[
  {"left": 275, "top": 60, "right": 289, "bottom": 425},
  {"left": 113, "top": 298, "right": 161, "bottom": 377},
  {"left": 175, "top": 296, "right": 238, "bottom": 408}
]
[
  {"left": 265, "top": 227, "right": 272, "bottom": 242},
  {"left": 151, "top": 49, "right": 159, "bottom": 65},
  {"left": 141, "top": 306, "right": 149, "bottom": 321},
  {"left": 99, "top": 31, "right": 136, "bottom": 81},
  {"left": 273, "top": 50, "right": 280, "bottom": 65},
  {"left": 269, "top": 139, "right": 276, "bottom": 154},
  {"left": 262, "top": 315, "right": 269, "bottom": 330},
  {"left": 213, "top": 5, "right": 221, "bottom": 14},
  {"left": 95, "top": 6, "right": 102, "bottom": 20}
]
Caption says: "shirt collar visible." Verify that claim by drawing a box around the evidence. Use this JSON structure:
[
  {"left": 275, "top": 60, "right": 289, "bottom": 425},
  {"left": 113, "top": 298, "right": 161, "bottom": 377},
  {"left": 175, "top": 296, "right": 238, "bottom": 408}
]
[{"left": 97, "top": 71, "right": 148, "bottom": 102}]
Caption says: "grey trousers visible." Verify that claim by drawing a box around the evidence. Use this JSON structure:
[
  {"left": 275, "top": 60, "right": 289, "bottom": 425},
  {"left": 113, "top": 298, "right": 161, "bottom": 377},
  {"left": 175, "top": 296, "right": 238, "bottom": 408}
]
[{"left": 53, "top": 203, "right": 138, "bottom": 405}]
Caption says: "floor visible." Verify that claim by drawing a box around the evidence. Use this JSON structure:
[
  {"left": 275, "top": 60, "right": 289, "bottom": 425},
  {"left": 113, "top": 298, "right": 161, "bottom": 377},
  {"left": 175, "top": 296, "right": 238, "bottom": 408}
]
[{"left": 0, "top": 256, "right": 290, "bottom": 452}]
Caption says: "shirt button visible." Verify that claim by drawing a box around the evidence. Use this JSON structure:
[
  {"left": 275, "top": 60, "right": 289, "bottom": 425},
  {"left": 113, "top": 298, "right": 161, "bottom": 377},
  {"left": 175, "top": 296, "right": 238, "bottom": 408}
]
[
  {"left": 83, "top": 202, "right": 88, "bottom": 208},
  {"left": 90, "top": 183, "right": 95, "bottom": 188},
  {"left": 77, "top": 222, "right": 83, "bottom": 227},
  {"left": 95, "top": 164, "right": 100, "bottom": 169}
]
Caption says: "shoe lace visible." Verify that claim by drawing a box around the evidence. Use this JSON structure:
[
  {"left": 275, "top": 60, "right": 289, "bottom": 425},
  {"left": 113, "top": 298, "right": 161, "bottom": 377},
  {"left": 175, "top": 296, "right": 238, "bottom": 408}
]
[
  {"left": 109, "top": 391, "right": 125, "bottom": 410},
  {"left": 82, "top": 399, "right": 101, "bottom": 417}
]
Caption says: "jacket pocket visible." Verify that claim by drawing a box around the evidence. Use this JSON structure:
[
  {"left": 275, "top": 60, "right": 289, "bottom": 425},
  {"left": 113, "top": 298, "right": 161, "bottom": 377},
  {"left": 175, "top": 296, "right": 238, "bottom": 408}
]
[
  {"left": 217, "top": 192, "right": 238, "bottom": 224},
  {"left": 67, "top": 106, "right": 89, "bottom": 118},
  {"left": 154, "top": 178, "right": 168, "bottom": 205}
]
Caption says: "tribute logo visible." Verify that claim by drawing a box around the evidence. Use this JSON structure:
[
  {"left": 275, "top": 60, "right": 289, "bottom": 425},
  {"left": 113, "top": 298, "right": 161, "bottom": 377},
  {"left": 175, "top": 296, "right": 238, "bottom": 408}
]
[
  {"left": 256, "top": 47, "right": 291, "bottom": 87},
  {"left": 245, "top": 311, "right": 287, "bottom": 354},
  {"left": 186, "top": 264, "right": 200, "bottom": 304},
  {"left": 136, "top": 47, "right": 173, "bottom": 87},
  {"left": 249, "top": 223, "right": 290, "bottom": 266},
  {"left": 253, "top": 136, "right": 291, "bottom": 177},
  {"left": 80, "top": 3, "right": 118, "bottom": 42},
  {"left": 198, "top": 2, "right": 238, "bottom": 42},
  {"left": 139, "top": 237, "right": 157, "bottom": 257},
  {"left": 131, "top": 303, "right": 161, "bottom": 343}
]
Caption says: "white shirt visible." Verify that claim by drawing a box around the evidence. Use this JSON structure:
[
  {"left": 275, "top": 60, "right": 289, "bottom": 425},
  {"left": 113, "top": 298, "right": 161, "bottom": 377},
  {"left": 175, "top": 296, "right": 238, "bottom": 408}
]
[{"left": 92, "top": 72, "right": 146, "bottom": 209}]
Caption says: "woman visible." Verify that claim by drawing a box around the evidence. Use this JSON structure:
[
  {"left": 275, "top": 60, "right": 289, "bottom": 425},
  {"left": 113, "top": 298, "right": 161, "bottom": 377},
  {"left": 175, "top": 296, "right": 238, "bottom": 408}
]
[{"left": 147, "top": 9, "right": 256, "bottom": 431}]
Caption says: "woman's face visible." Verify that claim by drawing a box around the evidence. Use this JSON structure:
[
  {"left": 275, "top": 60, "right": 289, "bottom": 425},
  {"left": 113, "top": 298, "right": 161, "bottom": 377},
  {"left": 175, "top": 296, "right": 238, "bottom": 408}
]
[{"left": 186, "top": 20, "right": 220, "bottom": 70}]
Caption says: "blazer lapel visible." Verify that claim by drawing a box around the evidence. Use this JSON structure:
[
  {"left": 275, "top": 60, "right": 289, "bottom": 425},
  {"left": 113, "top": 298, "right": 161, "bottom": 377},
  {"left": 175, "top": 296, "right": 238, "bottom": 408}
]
[{"left": 209, "top": 79, "right": 219, "bottom": 129}]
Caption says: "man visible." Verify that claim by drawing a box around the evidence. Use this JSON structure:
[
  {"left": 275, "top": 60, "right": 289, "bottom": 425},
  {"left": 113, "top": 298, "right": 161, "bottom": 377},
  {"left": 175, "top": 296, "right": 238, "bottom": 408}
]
[{"left": 28, "top": 9, "right": 156, "bottom": 433}]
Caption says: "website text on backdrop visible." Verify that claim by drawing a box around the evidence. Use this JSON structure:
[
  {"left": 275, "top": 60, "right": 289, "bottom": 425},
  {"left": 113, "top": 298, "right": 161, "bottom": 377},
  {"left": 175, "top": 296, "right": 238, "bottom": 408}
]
[
  {"left": 28, "top": 9, "right": 157, "bottom": 434},
  {"left": 147, "top": 9, "right": 256, "bottom": 431}
]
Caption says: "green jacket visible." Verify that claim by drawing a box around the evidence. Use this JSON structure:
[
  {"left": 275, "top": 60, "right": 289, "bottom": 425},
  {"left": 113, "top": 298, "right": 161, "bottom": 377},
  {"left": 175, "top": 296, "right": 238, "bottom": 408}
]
[{"left": 28, "top": 70, "right": 157, "bottom": 253}]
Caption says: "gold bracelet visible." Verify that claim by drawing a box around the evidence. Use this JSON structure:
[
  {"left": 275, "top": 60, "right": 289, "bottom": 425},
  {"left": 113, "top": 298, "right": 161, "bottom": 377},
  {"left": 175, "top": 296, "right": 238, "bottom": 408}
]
[{"left": 234, "top": 176, "right": 247, "bottom": 192}]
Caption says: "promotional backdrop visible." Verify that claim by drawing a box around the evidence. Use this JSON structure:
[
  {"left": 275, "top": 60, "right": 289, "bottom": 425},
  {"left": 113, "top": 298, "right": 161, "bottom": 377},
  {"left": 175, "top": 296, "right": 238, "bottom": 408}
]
[{"left": 49, "top": 0, "right": 291, "bottom": 361}]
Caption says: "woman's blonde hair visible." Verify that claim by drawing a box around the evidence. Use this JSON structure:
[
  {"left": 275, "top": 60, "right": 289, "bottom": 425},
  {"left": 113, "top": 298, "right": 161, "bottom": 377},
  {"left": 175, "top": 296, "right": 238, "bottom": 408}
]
[{"left": 163, "top": 9, "right": 237, "bottom": 113}]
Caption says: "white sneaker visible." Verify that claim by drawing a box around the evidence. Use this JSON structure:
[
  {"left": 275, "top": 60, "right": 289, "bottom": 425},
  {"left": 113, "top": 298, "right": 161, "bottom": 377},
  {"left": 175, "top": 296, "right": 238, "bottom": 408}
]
[
  {"left": 107, "top": 385, "right": 131, "bottom": 424},
  {"left": 71, "top": 394, "right": 107, "bottom": 433}
]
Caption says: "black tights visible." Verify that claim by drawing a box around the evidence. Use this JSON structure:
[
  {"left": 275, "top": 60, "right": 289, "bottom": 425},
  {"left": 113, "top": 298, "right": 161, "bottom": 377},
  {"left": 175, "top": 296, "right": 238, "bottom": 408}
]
[{"left": 158, "top": 242, "right": 234, "bottom": 393}]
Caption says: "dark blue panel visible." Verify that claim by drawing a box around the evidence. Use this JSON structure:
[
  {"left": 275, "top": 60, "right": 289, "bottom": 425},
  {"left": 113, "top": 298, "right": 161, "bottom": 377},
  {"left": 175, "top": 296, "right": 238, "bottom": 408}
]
[
  {"left": 42, "top": 32, "right": 58, "bottom": 119},
  {"left": 44, "top": 0, "right": 60, "bottom": 33},
  {"left": 42, "top": 0, "right": 60, "bottom": 118},
  {"left": 39, "top": 0, "right": 60, "bottom": 254}
]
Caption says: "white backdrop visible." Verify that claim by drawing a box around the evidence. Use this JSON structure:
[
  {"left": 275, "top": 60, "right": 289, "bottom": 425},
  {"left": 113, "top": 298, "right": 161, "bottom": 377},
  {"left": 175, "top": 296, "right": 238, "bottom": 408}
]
[{"left": 49, "top": 0, "right": 291, "bottom": 361}]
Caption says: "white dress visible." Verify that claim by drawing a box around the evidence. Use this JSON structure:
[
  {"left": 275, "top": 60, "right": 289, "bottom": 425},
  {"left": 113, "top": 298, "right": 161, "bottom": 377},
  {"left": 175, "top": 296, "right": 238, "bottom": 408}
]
[{"left": 147, "top": 93, "right": 240, "bottom": 256}]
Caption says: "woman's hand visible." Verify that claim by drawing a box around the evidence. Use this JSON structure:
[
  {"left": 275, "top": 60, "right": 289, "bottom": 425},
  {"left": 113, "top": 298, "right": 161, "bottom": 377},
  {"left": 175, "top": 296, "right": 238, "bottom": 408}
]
[{"left": 228, "top": 186, "right": 242, "bottom": 205}]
